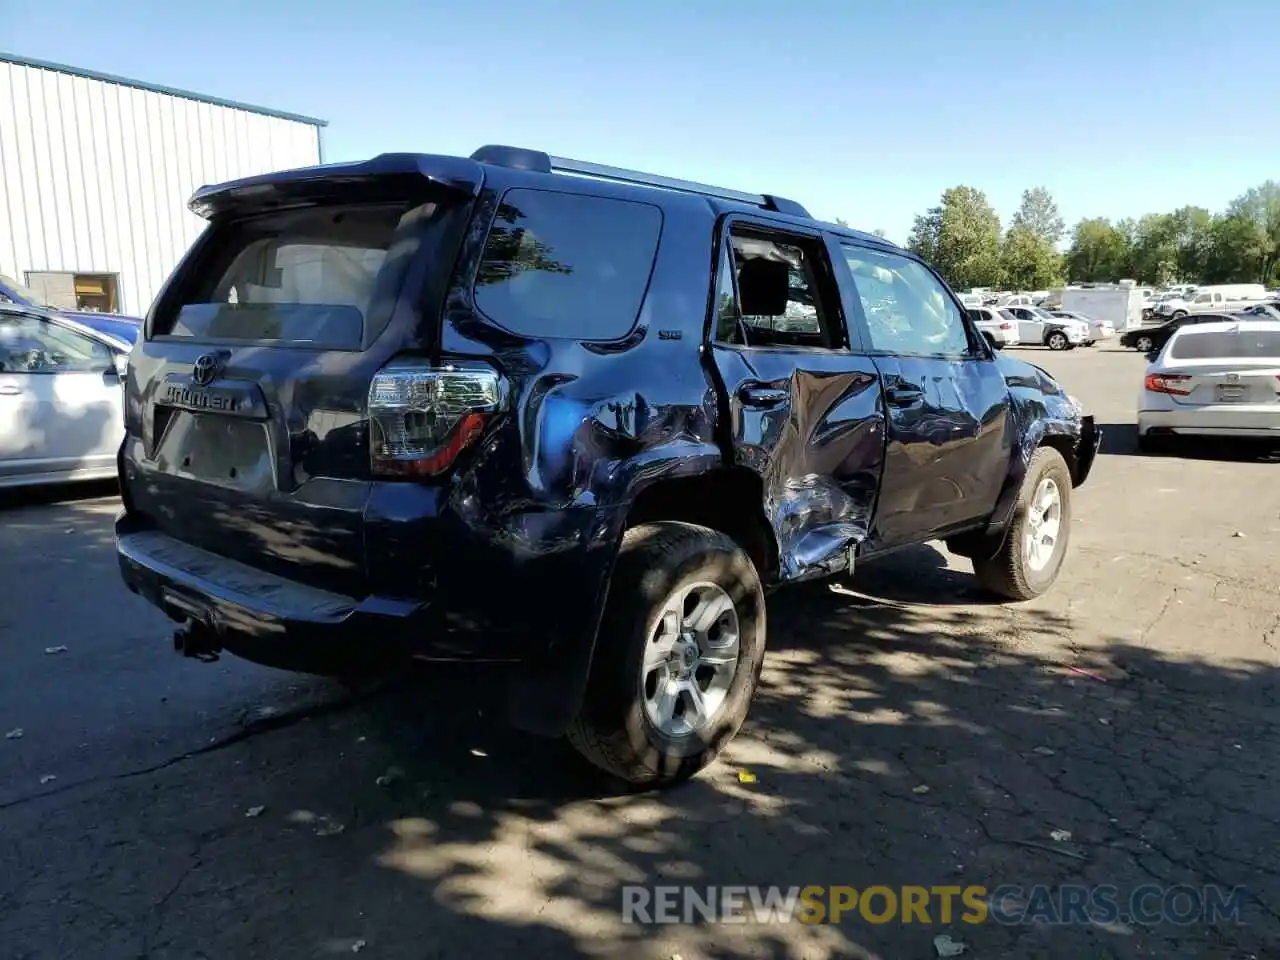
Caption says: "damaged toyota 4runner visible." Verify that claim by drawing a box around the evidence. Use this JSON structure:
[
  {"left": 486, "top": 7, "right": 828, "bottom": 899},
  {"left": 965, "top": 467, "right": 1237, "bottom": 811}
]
[{"left": 115, "top": 146, "right": 1100, "bottom": 785}]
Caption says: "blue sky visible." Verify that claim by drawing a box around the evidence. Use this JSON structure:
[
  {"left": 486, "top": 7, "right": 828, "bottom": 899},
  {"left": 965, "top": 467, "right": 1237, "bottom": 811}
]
[{"left": 5, "top": 0, "right": 1277, "bottom": 244}]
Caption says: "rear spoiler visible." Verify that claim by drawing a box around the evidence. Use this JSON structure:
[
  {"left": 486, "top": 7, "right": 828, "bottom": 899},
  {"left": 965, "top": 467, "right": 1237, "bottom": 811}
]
[{"left": 188, "top": 153, "right": 485, "bottom": 219}]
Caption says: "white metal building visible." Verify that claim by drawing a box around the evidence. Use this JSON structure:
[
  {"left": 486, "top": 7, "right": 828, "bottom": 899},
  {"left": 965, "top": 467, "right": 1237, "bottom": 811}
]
[{"left": 0, "top": 53, "right": 326, "bottom": 316}]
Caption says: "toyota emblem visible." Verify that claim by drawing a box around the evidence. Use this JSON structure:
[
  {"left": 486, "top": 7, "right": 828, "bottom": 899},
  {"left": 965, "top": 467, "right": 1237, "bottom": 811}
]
[{"left": 191, "top": 353, "right": 222, "bottom": 387}]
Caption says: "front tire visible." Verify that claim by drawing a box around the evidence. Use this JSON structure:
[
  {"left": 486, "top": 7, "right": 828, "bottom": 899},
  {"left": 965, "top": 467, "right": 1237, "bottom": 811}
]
[
  {"left": 1046, "top": 331, "right": 1069, "bottom": 351},
  {"left": 973, "top": 447, "right": 1072, "bottom": 601},
  {"left": 1135, "top": 335, "right": 1154, "bottom": 352},
  {"left": 568, "top": 522, "right": 766, "bottom": 787}
]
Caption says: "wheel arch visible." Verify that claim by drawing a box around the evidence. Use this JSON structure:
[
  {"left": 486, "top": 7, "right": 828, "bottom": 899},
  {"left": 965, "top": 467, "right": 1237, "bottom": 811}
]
[
  {"left": 949, "top": 419, "right": 1085, "bottom": 560},
  {"left": 623, "top": 467, "right": 779, "bottom": 583}
]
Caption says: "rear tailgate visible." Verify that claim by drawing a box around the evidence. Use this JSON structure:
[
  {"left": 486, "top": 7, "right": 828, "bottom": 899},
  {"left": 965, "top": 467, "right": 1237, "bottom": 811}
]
[
  {"left": 121, "top": 156, "right": 480, "bottom": 596},
  {"left": 1164, "top": 326, "right": 1280, "bottom": 409},
  {"left": 1167, "top": 363, "right": 1280, "bottom": 406}
]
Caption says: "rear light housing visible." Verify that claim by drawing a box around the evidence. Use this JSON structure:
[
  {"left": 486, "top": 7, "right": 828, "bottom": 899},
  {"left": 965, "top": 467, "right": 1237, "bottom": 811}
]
[
  {"left": 368, "top": 361, "right": 503, "bottom": 478},
  {"left": 1144, "top": 373, "right": 1192, "bottom": 396},
  {"left": 999, "top": 321, "right": 1013, "bottom": 330}
]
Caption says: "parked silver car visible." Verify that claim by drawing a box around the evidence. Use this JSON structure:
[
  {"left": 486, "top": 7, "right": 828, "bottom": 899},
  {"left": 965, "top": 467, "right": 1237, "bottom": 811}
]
[{"left": 0, "top": 302, "right": 129, "bottom": 489}]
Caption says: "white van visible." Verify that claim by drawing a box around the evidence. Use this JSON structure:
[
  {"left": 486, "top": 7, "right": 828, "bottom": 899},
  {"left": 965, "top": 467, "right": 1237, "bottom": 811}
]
[{"left": 1154, "top": 284, "right": 1269, "bottom": 319}]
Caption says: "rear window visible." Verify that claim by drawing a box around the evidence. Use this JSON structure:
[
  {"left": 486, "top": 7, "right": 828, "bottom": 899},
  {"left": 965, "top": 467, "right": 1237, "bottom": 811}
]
[
  {"left": 473, "top": 188, "right": 662, "bottom": 340},
  {"left": 1169, "top": 328, "right": 1280, "bottom": 359},
  {"left": 159, "top": 203, "right": 422, "bottom": 349}
]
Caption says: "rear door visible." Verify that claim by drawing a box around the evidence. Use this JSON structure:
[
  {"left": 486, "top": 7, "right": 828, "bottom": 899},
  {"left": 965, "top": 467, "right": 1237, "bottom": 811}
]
[
  {"left": 835, "top": 243, "right": 1013, "bottom": 548},
  {"left": 122, "top": 176, "right": 477, "bottom": 597},
  {"left": 0, "top": 311, "right": 122, "bottom": 482},
  {"left": 707, "top": 220, "right": 886, "bottom": 581}
]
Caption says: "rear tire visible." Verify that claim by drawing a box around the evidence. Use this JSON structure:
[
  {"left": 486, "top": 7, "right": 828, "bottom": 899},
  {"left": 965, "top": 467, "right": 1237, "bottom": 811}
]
[
  {"left": 973, "top": 447, "right": 1072, "bottom": 601},
  {"left": 1046, "top": 331, "right": 1069, "bottom": 351},
  {"left": 1135, "top": 335, "right": 1154, "bottom": 353},
  {"left": 567, "top": 522, "right": 765, "bottom": 787}
]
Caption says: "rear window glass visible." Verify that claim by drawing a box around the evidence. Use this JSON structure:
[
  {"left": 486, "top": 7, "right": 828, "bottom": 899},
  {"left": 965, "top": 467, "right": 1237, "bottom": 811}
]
[
  {"left": 160, "top": 203, "right": 421, "bottom": 349},
  {"left": 473, "top": 188, "right": 662, "bottom": 340},
  {"left": 1169, "top": 328, "right": 1280, "bottom": 359}
]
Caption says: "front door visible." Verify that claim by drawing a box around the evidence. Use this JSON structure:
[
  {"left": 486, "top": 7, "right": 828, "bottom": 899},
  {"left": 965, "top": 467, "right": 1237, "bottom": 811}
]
[
  {"left": 835, "top": 243, "right": 1013, "bottom": 549},
  {"left": 1009, "top": 307, "right": 1043, "bottom": 344},
  {"left": 707, "top": 220, "right": 886, "bottom": 581},
  {"left": 0, "top": 311, "right": 124, "bottom": 482}
]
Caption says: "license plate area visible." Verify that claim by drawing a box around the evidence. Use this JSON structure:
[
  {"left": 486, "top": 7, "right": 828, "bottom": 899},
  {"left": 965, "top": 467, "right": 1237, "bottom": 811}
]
[
  {"left": 154, "top": 411, "right": 276, "bottom": 493},
  {"left": 1216, "top": 384, "right": 1248, "bottom": 403}
]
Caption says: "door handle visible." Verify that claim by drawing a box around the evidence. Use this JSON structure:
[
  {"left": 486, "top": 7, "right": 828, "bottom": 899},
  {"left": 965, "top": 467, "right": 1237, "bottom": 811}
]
[
  {"left": 0, "top": 384, "right": 20, "bottom": 396},
  {"left": 737, "top": 383, "right": 788, "bottom": 408},
  {"left": 885, "top": 382, "right": 925, "bottom": 406}
]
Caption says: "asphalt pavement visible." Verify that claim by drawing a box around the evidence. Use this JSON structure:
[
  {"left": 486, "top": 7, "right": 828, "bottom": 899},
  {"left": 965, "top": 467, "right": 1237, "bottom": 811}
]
[{"left": 1, "top": 345, "right": 1277, "bottom": 960}]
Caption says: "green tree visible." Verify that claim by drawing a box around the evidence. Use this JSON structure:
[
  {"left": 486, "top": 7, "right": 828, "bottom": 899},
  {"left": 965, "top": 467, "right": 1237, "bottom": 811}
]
[
  {"left": 1000, "top": 188, "right": 1064, "bottom": 289},
  {"left": 1203, "top": 213, "right": 1261, "bottom": 283},
  {"left": 1129, "top": 213, "right": 1180, "bottom": 284},
  {"left": 1010, "top": 187, "right": 1065, "bottom": 246},
  {"left": 1065, "top": 218, "right": 1133, "bottom": 282},
  {"left": 1001, "top": 224, "right": 1063, "bottom": 290},
  {"left": 1218, "top": 182, "right": 1280, "bottom": 283},
  {"left": 1169, "top": 206, "right": 1214, "bottom": 283},
  {"left": 907, "top": 186, "right": 1003, "bottom": 289}
]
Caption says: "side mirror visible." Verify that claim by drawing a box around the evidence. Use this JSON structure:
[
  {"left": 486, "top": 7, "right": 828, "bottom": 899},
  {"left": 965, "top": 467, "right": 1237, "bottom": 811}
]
[{"left": 112, "top": 352, "right": 128, "bottom": 379}]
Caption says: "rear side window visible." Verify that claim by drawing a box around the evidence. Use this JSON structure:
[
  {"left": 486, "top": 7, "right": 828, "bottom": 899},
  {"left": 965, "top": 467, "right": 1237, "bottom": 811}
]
[
  {"left": 157, "top": 202, "right": 422, "bottom": 349},
  {"left": 473, "top": 189, "right": 662, "bottom": 340},
  {"left": 1169, "top": 329, "right": 1280, "bottom": 359}
]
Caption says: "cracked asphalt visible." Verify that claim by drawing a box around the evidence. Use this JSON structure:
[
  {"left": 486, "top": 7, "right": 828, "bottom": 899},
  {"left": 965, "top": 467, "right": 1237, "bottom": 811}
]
[{"left": 1, "top": 345, "right": 1277, "bottom": 959}]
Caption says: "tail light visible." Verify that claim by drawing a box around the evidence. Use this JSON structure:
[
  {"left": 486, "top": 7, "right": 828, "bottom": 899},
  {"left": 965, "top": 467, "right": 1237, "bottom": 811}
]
[
  {"left": 1000, "top": 321, "right": 1013, "bottom": 330},
  {"left": 368, "top": 361, "right": 502, "bottom": 478},
  {"left": 1144, "top": 373, "right": 1192, "bottom": 396}
]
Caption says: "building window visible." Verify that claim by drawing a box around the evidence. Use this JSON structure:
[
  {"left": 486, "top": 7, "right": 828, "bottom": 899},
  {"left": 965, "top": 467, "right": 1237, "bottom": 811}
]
[{"left": 24, "top": 271, "right": 121, "bottom": 313}]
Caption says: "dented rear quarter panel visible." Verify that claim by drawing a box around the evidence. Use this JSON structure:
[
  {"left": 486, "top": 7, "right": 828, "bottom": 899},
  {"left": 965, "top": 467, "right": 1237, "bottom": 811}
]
[{"left": 430, "top": 175, "right": 726, "bottom": 661}]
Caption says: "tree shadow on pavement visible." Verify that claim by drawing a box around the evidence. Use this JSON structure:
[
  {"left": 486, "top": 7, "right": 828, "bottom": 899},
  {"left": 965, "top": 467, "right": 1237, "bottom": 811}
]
[{"left": 2, "top": 582, "right": 1277, "bottom": 960}]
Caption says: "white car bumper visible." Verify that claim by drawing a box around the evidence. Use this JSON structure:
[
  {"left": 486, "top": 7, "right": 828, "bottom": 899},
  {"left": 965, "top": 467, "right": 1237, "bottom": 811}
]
[{"left": 1138, "top": 404, "right": 1280, "bottom": 438}]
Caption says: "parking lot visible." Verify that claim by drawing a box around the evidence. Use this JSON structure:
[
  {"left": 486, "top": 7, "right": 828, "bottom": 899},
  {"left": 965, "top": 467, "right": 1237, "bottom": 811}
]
[{"left": 1, "top": 344, "right": 1277, "bottom": 960}]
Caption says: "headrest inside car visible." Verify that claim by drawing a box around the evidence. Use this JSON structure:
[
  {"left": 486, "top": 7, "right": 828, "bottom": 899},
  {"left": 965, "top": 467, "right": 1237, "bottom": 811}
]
[{"left": 737, "top": 257, "right": 790, "bottom": 317}]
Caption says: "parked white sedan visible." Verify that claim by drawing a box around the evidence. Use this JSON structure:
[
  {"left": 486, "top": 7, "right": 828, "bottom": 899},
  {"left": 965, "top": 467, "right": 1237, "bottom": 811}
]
[
  {"left": 1137, "top": 319, "right": 1280, "bottom": 451},
  {"left": 0, "top": 303, "right": 130, "bottom": 489},
  {"left": 1051, "top": 310, "right": 1115, "bottom": 344}
]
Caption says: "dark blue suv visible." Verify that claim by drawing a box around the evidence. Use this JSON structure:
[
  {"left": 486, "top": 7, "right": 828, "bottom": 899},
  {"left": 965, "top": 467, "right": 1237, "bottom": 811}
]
[{"left": 114, "top": 146, "right": 1099, "bottom": 785}]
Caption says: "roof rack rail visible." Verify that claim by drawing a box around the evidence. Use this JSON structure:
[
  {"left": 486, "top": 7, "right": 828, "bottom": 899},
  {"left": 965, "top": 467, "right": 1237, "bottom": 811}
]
[{"left": 469, "top": 145, "right": 811, "bottom": 219}]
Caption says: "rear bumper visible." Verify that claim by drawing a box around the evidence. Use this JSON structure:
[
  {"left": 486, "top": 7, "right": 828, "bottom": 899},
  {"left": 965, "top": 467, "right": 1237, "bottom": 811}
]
[
  {"left": 115, "top": 494, "right": 623, "bottom": 674},
  {"left": 117, "top": 517, "right": 437, "bottom": 672},
  {"left": 1138, "top": 407, "right": 1280, "bottom": 438}
]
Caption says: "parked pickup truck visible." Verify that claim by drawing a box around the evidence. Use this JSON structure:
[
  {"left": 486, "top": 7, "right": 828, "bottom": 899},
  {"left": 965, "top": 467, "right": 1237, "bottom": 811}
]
[{"left": 114, "top": 146, "right": 1100, "bottom": 786}]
